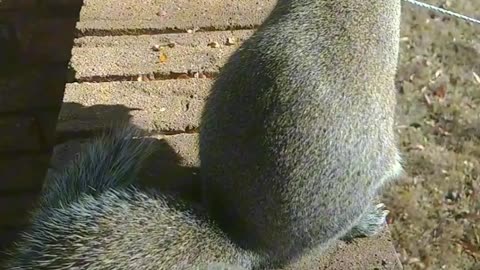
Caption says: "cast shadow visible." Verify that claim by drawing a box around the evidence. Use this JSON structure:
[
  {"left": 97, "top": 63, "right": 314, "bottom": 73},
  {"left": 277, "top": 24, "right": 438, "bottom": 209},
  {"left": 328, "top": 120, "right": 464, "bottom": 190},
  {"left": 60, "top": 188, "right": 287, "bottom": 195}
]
[
  {"left": 0, "top": 0, "right": 84, "bottom": 259},
  {"left": 0, "top": 1, "right": 83, "bottom": 76},
  {"left": 52, "top": 102, "right": 202, "bottom": 204}
]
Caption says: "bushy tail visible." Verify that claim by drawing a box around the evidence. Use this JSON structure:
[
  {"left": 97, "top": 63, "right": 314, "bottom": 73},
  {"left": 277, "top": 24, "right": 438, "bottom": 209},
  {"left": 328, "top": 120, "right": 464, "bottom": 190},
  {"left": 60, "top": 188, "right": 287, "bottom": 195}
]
[{"left": 41, "top": 124, "right": 154, "bottom": 209}]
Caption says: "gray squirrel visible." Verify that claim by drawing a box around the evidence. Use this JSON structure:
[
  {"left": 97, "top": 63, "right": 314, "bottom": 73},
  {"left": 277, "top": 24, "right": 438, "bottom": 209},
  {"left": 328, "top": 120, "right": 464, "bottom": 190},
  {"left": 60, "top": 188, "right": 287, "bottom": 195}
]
[
  {"left": 199, "top": 0, "right": 403, "bottom": 267},
  {"left": 4, "top": 0, "right": 403, "bottom": 269},
  {"left": 4, "top": 126, "right": 254, "bottom": 270}
]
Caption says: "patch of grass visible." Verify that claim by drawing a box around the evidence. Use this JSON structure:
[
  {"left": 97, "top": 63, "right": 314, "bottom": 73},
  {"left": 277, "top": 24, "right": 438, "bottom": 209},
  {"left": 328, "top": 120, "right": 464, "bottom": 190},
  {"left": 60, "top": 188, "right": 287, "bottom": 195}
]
[{"left": 384, "top": 1, "right": 480, "bottom": 269}]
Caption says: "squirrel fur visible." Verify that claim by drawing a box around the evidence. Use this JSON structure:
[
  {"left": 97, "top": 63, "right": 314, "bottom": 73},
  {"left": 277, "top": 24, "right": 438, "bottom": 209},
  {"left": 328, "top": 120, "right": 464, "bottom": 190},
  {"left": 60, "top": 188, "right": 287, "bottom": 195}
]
[
  {"left": 199, "top": 0, "right": 404, "bottom": 267},
  {"left": 4, "top": 126, "right": 255, "bottom": 270},
  {"left": 5, "top": 0, "right": 404, "bottom": 269}
]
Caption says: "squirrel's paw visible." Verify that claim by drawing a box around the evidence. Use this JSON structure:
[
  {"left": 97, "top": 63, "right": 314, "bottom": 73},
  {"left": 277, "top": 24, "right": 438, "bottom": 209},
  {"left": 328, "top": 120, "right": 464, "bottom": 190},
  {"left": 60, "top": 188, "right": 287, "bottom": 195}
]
[{"left": 341, "top": 203, "right": 389, "bottom": 241}]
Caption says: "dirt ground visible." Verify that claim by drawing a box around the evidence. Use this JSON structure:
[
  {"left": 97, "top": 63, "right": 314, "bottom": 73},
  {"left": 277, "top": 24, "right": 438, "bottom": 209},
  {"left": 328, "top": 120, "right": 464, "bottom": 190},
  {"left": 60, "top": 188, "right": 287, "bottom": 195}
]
[{"left": 383, "top": 1, "right": 480, "bottom": 269}]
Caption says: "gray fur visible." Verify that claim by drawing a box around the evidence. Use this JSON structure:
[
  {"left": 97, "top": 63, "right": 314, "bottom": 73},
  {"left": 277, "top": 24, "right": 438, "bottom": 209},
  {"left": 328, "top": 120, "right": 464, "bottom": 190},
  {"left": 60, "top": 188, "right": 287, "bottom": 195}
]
[
  {"left": 4, "top": 126, "right": 257, "bottom": 269},
  {"left": 41, "top": 125, "right": 154, "bottom": 209},
  {"left": 200, "top": 0, "right": 404, "bottom": 267},
  {"left": 5, "top": 1, "right": 404, "bottom": 268}
]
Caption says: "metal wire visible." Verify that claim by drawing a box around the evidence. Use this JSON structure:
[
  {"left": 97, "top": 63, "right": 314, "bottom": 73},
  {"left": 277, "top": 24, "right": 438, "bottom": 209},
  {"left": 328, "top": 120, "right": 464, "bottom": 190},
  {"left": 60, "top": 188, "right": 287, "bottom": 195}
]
[{"left": 404, "top": 0, "right": 480, "bottom": 25}]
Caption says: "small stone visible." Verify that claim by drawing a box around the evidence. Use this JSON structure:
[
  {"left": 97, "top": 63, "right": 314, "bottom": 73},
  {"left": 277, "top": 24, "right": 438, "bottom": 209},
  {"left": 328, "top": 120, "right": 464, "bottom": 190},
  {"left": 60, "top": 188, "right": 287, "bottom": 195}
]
[
  {"left": 226, "top": 37, "right": 236, "bottom": 45},
  {"left": 445, "top": 190, "right": 460, "bottom": 202},
  {"left": 208, "top": 42, "right": 220, "bottom": 48},
  {"left": 156, "top": 10, "right": 167, "bottom": 17}
]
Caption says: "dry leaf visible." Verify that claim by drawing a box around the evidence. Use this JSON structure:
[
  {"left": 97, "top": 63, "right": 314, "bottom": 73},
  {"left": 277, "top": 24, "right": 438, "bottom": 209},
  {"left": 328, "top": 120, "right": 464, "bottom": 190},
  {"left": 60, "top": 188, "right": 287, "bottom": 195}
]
[
  {"left": 159, "top": 52, "right": 168, "bottom": 63},
  {"left": 433, "top": 84, "right": 447, "bottom": 99},
  {"left": 409, "top": 144, "right": 425, "bottom": 151},
  {"left": 434, "top": 126, "right": 451, "bottom": 136},
  {"left": 457, "top": 240, "right": 480, "bottom": 260}
]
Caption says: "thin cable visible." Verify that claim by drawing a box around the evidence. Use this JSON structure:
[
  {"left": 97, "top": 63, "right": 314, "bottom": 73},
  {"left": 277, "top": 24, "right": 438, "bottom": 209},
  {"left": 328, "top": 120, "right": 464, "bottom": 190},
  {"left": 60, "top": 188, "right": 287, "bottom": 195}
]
[{"left": 404, "top": 0, "right": 480, "bottom": 25}]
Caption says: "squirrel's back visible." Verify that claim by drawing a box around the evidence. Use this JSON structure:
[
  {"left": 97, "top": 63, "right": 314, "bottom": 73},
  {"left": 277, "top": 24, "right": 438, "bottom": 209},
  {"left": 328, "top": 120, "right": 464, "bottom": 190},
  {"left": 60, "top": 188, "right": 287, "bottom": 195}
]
[{"left": 200, "top": 0, "right": 402, "bottom": 265}]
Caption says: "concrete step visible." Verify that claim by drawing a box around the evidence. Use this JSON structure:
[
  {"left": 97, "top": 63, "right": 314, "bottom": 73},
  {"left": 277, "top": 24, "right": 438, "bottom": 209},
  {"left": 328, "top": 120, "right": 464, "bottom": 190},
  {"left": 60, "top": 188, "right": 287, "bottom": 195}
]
[
  {"left": 77, "top": 0, "right": 275, "bottom": 35},
  {"left": 70, "top": 30, "right": 253, "bottom": 81},
  {"left": 58, "top": 79, "right": 211, "bottom": 136}
]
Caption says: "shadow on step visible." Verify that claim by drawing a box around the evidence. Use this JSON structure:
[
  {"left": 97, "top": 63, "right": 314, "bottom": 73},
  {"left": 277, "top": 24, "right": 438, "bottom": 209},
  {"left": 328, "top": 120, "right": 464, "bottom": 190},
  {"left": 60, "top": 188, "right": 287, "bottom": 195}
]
[{"left": 53, "top": 101, "right": 203, "bottom": 204}]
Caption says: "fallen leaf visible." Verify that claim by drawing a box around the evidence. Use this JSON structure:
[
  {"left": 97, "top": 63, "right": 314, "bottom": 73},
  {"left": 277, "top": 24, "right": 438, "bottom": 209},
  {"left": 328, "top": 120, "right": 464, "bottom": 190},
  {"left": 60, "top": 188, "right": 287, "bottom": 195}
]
[
  {"left": 159, "top": 52, "right": 168, "bottom": 63},
  {"left": 457, "top": 240, "right": 480, "bottom": 260},
  {"left": 408, "top": 144, "right": 425, "bottom": 151},
  {"left": 434, "top": 126, "right": 451, "bottom": 136},
  {"left": 433, "top": 84, "right": 447, "bottom": 99}
]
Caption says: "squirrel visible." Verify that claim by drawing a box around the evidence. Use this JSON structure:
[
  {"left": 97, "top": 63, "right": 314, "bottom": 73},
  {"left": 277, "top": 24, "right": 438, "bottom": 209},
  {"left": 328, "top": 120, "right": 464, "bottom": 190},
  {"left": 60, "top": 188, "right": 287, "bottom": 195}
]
[
  {"left": 199, "top": 0, "right": 404, "bottom": 268},
  {"left": 5, "top": 0, "right": 403, "bottom": 269},
  {"left": 3, "top": 126, "right": 254, "bottom": 270}
]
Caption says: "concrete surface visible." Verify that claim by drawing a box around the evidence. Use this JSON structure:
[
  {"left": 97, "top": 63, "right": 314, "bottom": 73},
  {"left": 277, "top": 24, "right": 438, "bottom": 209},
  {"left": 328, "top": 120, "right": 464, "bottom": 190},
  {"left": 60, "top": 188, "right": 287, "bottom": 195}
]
[
  {"left": 71, "top": 30, "right": 253, "bottom": 81},
  {"left": 77, "top": 0, "right": 275, "bottom": 35},
  {"left": 58, "top": 79, "right": 211, "bottom": 134}
]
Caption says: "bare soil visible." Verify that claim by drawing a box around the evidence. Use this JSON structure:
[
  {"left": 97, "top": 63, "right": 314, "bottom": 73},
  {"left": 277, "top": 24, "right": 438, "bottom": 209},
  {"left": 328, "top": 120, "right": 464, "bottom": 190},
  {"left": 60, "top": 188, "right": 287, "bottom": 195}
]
[{"left": 383, "top": 1, "right": 480, "bottom": 269}]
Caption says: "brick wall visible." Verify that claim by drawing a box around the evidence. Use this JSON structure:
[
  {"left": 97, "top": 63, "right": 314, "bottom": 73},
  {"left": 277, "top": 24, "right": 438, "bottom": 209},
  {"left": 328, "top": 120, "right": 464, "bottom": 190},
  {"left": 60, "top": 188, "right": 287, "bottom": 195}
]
[{"left": 0, "top": 0, "right": 82, "bottom": 259}]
